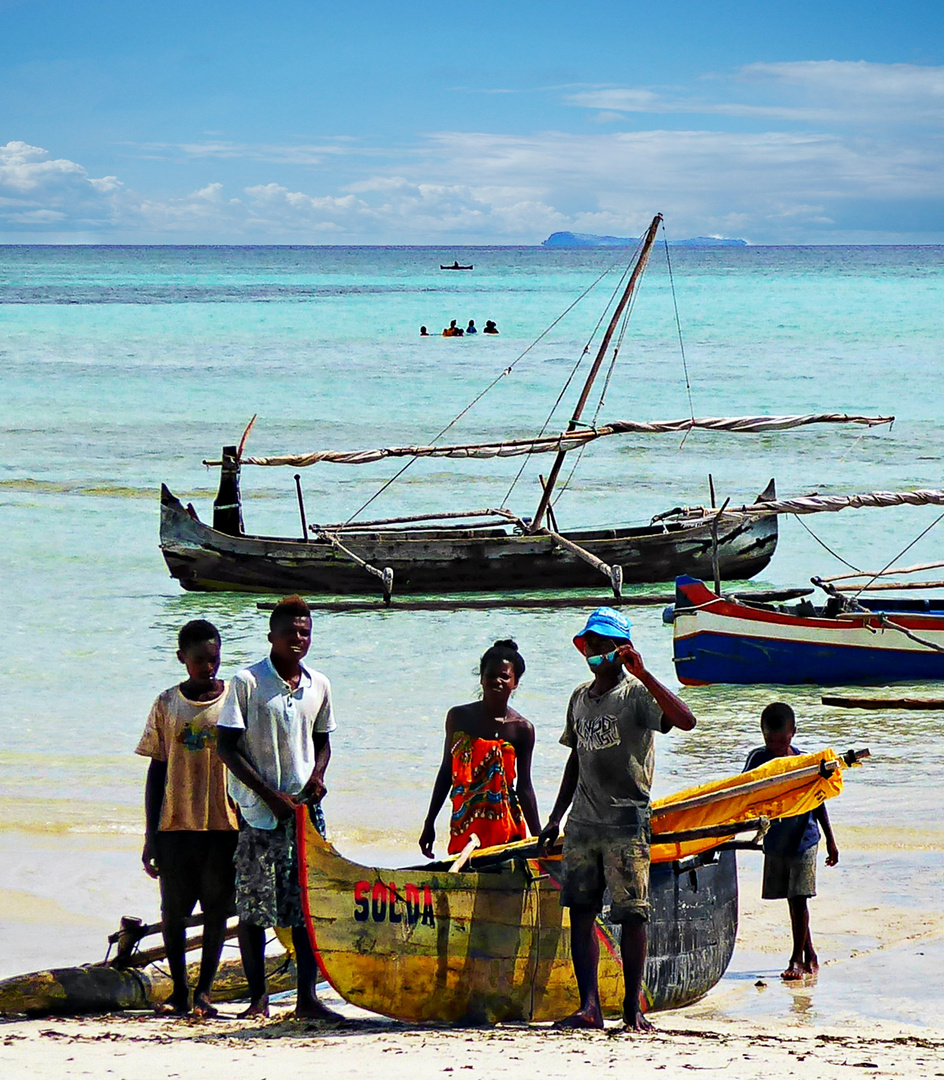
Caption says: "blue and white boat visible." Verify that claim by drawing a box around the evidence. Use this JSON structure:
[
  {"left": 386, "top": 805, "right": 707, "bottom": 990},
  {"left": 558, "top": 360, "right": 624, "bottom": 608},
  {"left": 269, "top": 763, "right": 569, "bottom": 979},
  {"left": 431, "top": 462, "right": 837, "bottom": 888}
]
[{"left": 672, "top": 575, "right": 944, "bottom": 686}]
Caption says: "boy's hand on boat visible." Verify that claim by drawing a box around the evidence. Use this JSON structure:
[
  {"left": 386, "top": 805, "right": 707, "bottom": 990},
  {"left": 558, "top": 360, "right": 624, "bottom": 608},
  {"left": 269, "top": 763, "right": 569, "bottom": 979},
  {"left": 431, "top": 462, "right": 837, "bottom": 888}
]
[
  {"left": 538, "top": 820, "right": 560, "bottom": 855},
  {"left": 141, "top": 838, "right": 160, "bottom": 879},
  {"left": 419, "top": 822, "right": 436, "bottom": 858},
  {"left": 265, "top": 791, "right": 302, "bottom": 820},
  {"left": 302, "top": 776, "right": 327, "bottom": 804}
]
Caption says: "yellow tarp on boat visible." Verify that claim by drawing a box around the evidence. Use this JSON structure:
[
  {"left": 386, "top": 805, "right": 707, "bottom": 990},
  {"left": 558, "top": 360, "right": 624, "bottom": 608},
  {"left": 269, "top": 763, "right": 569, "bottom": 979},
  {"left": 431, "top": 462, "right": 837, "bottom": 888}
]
[
  {"left": 464, "top": 749, "right": 847, "bottom": 866},
  {"left": 650, "top": 749, "right": 844, "bottom": 863}
]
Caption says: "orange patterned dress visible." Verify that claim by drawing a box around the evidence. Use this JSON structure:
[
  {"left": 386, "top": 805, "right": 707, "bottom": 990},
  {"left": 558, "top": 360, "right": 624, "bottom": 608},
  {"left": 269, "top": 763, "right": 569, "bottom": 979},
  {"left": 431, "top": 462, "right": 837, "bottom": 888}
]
[{"left": 448, "top": 732, "right": 527, "bottom": 854}]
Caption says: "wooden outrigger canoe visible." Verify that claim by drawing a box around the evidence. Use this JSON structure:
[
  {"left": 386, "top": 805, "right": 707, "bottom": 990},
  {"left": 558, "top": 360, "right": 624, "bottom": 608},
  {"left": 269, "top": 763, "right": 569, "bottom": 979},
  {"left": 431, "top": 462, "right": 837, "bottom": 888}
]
[
  {"left": 159, "top": 479, "right": 779, "bottom": 596},
  {"left": 298, "top": 749, "right": 863, "bottom": 1024},
  {"left": 299, "top": 817, "right": 737, "bottom": 1023},
  {"left": 0, "top": 915, "right": 295, "bottom": 1018},
  {"left": 159, "top": 213, "right": 894, "bottom": 601}
]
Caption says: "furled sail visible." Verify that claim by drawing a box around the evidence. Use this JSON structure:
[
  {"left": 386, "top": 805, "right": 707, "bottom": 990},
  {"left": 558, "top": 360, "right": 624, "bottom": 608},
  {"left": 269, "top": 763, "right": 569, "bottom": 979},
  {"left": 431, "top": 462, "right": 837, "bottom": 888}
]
[
  {"left": 210, "top": 413, "right": 894, "bottom": 468},
  {"left": 713, "top": 488, "right": 944, "bottom": 521}
]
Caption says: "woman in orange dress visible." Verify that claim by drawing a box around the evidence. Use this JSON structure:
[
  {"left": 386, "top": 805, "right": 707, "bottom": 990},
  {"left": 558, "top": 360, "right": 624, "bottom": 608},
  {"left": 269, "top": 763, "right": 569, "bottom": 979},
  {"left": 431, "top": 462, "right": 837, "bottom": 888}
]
[{"left": 419, "top": 640, "right": 540, "bottom": 858}]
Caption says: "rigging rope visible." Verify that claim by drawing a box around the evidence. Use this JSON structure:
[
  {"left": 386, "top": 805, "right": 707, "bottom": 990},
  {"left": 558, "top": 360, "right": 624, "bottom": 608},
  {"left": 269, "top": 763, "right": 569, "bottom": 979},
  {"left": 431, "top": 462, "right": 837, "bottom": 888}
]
[
  {"left": 499, "top": 245, "right": 642, "bottom": 508},
  {"left": 793, "top": 514, "right": 865, "bottom": 574},
  {"left": 662, "top": 226, "right": 696, "bottom": 429},
  {"left": 849, "top": 510, "right": 944, "bottom": 602},
  {"left": 345, "top": 257, "right": 630, "bottom": 524},
  {"left": 554, "top": 264, "right": 642, "bottom": 505}
]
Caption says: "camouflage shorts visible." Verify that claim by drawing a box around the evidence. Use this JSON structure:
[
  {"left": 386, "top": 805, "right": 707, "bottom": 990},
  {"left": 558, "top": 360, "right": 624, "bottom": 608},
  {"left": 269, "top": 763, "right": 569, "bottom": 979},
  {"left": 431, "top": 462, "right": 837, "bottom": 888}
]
[
  {"left": 234, "top": 805, "right": 325, "bottom": 928},
  {"left": 560, "top": 821, "right": 650, "bottom": 923}
]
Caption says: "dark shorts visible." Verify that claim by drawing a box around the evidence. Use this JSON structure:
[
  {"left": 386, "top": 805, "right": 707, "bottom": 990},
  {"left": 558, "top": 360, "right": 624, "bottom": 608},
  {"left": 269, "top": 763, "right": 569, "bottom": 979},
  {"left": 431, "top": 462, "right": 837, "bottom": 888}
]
[
  {"left": 560, "top": 820, "right": 650, "bottom": 923},
  {"left": 762, "top": 844, "right": 818, "bottom": 900},
  {"left": 155, "top": 830, "right": 237, "bottom": 921},
  {"left": 234, "top": 806, "right": 325, "bottom": 928}
]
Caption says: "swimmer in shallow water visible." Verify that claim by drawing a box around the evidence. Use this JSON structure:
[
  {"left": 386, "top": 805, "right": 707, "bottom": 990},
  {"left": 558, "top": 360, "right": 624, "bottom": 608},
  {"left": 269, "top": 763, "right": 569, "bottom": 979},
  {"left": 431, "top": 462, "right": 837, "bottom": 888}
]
[{"left": 483, "top": 320, "right": 499, "bottom": 334}]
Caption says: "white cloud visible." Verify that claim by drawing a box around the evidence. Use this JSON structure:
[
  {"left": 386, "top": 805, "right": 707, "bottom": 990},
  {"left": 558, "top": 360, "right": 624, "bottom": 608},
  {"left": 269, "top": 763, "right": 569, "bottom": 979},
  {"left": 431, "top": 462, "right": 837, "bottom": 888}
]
[
  {"left": 0, "top": 140, "right": 123, "bottom": 230},
  {"left": 0, "top": 140, "right": 88, "bottom": 192},
  {"left": 568, "top": 61, "right": 944, "bottom": 127},
  {"left": 126, "top": 139, "right": 359, "bottom": 165},
  {"left": 5, "top": 69, "right": 944, "bottom": 246}
]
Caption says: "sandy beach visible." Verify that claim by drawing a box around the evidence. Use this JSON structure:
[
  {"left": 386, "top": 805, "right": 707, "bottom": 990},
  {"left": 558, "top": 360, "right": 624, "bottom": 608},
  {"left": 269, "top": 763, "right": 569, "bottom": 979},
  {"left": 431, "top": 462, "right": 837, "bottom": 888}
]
[
  {"left": 3, "top": 998, "right": 944, "bottom": 1080},
  {"left": 3, "top": 843, "right": 943, "bottom": 1078}
]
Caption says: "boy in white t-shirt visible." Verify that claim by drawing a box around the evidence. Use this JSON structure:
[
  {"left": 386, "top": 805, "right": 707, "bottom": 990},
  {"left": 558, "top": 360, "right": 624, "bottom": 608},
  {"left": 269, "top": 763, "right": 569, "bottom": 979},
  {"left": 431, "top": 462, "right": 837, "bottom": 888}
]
[
  {"left": 137, "top": 619, "right": 238, "bottom": 1018},
  {"left": 217, "top": 595, "right": 336, "bottom": 1019}
]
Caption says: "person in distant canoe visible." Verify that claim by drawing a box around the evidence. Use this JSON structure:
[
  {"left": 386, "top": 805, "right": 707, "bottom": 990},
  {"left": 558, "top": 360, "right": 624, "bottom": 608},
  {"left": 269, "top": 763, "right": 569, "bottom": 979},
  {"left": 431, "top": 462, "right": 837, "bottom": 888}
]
[
  {"left": 466, "top": 319, "right": 477, "bottom": 335},
  {"left": 216, "top": 595, "right": 337, "bottom": 1020},
  {"left": 419, "top": 640, "right": 540, "bottom": 858},
  {"left": 538, "top": 608, "right": 696, "bottom": 1032},
  {"left": 137, "top": 619, "right": 238, "bottom": 1018},
  {"left": 442, "top": 319, "right": 464, "bottom": 337},
  {"left": 420, "top": 325, "right": 429, "bottom": 336},
  {"left": 483, "top": 319, "right": 499, "bottom": 334},
  {"left": 744, "top": 702, "right": 839, "bottom": 981}
]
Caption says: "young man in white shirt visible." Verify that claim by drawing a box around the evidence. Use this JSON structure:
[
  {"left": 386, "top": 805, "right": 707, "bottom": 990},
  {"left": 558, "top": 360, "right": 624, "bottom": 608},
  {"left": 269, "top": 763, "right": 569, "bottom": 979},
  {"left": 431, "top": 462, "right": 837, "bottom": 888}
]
[{"left": 217, "top": 595, "right": 336, "bottom": 1019}]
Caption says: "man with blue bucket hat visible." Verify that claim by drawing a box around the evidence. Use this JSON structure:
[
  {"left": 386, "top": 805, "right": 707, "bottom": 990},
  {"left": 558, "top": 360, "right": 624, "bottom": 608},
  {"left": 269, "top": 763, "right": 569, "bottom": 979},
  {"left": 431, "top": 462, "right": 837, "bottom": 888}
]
[{"left": 539, "top": 606, "right": 696, "bottom": 1032}]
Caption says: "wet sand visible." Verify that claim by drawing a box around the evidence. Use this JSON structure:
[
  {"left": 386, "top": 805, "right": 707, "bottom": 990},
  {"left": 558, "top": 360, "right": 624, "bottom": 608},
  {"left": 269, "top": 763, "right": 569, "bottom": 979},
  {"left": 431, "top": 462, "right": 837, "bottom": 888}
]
[{"left": 2, "top": 996, "right": 943, "bottom": 1080}]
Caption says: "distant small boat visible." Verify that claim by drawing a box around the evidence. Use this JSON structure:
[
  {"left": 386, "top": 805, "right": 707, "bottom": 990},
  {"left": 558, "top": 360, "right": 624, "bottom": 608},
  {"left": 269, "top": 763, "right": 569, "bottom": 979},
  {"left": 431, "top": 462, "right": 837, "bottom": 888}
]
[
  {"left": 441, "top": 262, "right": 473, "bottom": 270},
  {"left": 672, "top": 575, "right": 944, "bottom": 686}
]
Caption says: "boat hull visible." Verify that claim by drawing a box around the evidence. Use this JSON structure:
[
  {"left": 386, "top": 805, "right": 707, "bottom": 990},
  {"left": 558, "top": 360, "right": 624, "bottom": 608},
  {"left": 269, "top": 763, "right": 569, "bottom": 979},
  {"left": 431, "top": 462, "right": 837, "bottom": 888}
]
[
  {"left": 298, "top": 813, "right": 738, "bottom": 1023},
  {"left": 673, "top": 575, "right": 944, "bottom": 685},
  {"left": 0, "top": 954, "right": 294, "bottom": 1018},
  {"left": 159, "top": 486, "right": 777, "bottom": 595}
]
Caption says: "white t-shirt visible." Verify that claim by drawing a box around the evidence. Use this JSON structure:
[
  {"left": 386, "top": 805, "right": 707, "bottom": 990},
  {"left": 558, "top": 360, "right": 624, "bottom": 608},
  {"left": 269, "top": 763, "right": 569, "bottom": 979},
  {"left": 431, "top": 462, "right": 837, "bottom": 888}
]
[{"left": 218, "top": 656, "right": 336, "bottom": 829}]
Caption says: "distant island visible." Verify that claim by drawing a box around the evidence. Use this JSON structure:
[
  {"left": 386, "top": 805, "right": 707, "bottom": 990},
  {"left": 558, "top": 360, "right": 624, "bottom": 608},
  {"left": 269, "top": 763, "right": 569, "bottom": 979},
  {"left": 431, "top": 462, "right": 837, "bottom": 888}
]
[{"left": 543, "top": 231, "right": 748, "bottom": 248}]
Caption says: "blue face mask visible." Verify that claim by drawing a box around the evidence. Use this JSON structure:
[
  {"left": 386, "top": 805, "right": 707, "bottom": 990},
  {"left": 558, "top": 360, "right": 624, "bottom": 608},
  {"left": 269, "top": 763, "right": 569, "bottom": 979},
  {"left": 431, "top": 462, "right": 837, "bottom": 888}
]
[{"left": 586, "top": 648, "right": 619, "bottom": 669}]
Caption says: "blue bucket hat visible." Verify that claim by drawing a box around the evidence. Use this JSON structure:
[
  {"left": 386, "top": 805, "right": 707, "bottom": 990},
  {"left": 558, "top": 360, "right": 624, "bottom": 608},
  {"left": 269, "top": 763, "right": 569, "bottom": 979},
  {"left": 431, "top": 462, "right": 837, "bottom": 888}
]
[{"left": 573, "top": 607, "right": 632, "bottom": 654}]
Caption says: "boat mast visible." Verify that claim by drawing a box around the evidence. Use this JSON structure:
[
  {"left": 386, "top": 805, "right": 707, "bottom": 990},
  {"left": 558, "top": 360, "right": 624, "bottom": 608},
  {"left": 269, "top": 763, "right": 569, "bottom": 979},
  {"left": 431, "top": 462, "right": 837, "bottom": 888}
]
[{"left": 530, "top": 213, "right": 663, "bottom": 533}]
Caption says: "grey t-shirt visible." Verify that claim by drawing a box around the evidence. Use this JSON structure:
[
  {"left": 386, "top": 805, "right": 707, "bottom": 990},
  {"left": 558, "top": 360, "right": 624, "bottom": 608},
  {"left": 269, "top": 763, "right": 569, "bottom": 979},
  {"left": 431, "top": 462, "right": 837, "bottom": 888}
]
[{"left": 560, "top": 675, "right": 665, "bottom": 829}]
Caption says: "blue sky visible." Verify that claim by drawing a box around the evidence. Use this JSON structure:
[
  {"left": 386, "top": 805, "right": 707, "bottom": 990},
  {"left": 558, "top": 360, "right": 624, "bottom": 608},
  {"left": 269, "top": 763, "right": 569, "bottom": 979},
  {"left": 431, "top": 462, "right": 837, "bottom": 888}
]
[{"left": 2, "top": 0, "right": 944, "bottom": 243}]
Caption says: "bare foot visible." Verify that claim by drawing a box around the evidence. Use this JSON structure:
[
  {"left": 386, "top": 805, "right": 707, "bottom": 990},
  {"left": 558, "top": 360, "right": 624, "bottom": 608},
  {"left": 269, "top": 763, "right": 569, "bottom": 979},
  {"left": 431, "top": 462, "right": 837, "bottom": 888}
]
[
  {"left": 781, "top": 961, "right": 806, "bottom": 980},
  {"left": 154, "top": 995, "right": 189, "bottom": 1016},
  {"left": 237, "top": 997, "right": 270, "bottom": 1019},
  {"left": 803, "top": 951, "right": 819, "bottom": 973},
  {"left": 293, "top": 1000, "right": 344, "bottom": 1021},
  {"left": 191, "top": 994, "right": 219, "bottom": 1020},
  {"left": 621, "top": 1009, "right": 654, "bottom": 1033},
  {"left": 553, "top": 1007, "right": 604, "bottom": 1030}
]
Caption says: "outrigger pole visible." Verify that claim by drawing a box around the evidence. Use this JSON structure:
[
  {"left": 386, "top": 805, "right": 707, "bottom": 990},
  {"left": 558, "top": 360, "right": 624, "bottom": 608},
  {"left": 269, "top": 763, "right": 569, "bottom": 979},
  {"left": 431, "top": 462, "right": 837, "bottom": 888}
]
[{"left": 530, "top": 212, "right": 663, "bottom": 533}]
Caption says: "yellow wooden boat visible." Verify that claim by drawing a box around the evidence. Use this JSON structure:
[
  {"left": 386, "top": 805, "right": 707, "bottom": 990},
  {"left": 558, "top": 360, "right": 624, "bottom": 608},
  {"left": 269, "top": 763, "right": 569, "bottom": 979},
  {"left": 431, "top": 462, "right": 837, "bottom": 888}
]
[{"left": 299, "top": 749, "right": 863, "bottom": 1024}]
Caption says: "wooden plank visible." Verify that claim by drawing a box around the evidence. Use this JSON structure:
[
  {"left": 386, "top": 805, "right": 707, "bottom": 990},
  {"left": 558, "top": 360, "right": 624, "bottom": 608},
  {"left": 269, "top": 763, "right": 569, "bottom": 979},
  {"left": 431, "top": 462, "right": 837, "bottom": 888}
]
[
  {"left": 257, "top": 587, "right": 812, "bottom": 614},
  {"left": 833, "top": 579, "right": 944, "bottom": 592}
]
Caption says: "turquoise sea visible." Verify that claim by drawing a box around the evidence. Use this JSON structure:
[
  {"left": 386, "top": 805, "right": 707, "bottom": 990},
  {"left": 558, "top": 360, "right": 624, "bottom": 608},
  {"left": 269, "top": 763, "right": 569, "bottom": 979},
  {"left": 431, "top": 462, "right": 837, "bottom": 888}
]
[{"left": 1, "top": 243, "right": 943, "bottom": 1024}]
